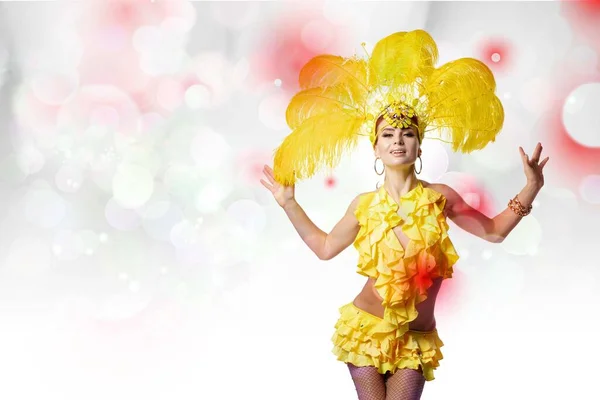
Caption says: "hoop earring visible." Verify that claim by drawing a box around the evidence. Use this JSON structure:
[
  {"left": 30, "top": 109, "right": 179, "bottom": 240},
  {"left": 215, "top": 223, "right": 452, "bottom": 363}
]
[
  {"left": 415, "top": 155, "right": 422, "bottom": 174},
  {"left": 374, "top": 157, "right": 385, "bottom": 175}
]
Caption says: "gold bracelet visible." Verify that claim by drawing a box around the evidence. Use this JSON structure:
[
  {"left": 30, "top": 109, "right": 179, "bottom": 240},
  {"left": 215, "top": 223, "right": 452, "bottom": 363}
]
[{"left": 508, "top": 195, "right": 532, "bottom": 217}]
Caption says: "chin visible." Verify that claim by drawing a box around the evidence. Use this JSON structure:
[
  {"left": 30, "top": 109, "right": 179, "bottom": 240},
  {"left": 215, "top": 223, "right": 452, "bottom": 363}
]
[{"left": 385, "top": 160, "right": 414, "bottom": 168}]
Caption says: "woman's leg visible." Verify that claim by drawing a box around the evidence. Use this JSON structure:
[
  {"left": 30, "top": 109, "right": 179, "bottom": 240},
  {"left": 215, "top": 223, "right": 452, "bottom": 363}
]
[
  {"left": 385, "top": 368, "right": 425, "bottom": 400},
  {"left": 347, "top": 363, "right": 386, "bottom": 400}
]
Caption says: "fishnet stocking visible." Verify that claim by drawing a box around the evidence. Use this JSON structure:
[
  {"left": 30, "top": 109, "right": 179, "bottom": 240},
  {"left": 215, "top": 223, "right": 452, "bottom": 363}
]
[
  {"left": 347, "top": 364, "right": 386, "bottom": 400},
  {"left": 385, "top": 368, "right": 425, "bottom": 400}
]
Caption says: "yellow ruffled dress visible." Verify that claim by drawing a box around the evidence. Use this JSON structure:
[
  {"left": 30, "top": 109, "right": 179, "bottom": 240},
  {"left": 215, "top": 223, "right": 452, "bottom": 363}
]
[{"left": 331, "top": 181, "right": 459, "bottom": 381}]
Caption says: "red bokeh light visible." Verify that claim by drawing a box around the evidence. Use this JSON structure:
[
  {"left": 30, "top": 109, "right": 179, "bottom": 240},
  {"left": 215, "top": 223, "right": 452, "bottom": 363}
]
[
  {"left": 325, "top": 176, "right": 337, "bottom": 189},
  {"left": 478, "top": 37, "right": 512, "bottom": 73},
  {"left": 561, "top": 0, "right": 600, "bottom": 53},
  {"left": 525, "top": 65, "right": 600, "bottom": 189},
  {"left": 248, "top": 12, "right": 348, "bottom": 94},
  {"left": 440, "top": 173, "right": 496, "bottom": 217},
  {"left": 236, "top": 149, "right": 273, "bottom": 186},
  {"left": 436, "top": 268, "right": 466, "bottom": 317}
]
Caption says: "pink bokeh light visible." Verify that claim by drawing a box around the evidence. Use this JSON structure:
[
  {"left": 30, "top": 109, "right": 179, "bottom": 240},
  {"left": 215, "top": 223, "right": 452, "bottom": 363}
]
[
  {"left": 324, "top": 176, "right": 337, "bottom": 189},
  {"left": 561, "top": 0, "right": 600, "bottom": 53},
  {"left": 477, "top": 37, "right": 513, "bottom": 73},
  {"left": 249, "top": 11, "right": 350, "bottom": 94},
  {"left": 436, "top": 268, "right": 466, "bottom": 317}
]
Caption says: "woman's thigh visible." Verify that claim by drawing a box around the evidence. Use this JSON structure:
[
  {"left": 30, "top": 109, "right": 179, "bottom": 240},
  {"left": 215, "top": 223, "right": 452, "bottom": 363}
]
[
  {"left": 347, "top": 363, "right": 386, "bottom": 400},
  {"left": 385, "top": 368, "right": 425, "bottom": 400}
]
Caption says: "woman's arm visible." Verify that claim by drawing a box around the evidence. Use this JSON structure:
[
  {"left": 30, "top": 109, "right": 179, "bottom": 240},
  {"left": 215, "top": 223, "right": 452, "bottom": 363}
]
[
  {"left": 261, "top": 164, "right": 360, "bottom": 260},
  {"left": 442, "top": 182, "right": 542, "bottom": 243},
  {"left": 441, "top": 142, "right": 549, "bottom": 243},
  {"left": 282, "top": 196, "right": 361, "bottom": 260}
]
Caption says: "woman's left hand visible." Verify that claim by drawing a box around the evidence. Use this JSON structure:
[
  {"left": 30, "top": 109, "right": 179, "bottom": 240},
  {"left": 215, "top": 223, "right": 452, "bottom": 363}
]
[{"left": 519, "top": 142, "right": 549, "bottom": 188}]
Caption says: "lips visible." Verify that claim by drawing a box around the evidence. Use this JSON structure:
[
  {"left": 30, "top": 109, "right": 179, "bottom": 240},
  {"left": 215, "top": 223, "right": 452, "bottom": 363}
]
[{"left": 391, "top": 150, "right": 406, "bottom": 155}]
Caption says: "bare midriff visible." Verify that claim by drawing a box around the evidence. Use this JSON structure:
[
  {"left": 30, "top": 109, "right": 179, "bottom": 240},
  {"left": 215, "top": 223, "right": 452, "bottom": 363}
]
[{"left": 352, "top": 276, "right": 442, "bottom": 331}]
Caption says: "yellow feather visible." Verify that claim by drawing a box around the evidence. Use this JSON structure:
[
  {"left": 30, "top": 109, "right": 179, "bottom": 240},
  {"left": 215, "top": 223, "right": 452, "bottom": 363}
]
[
  {"left": 298, "top": 55, "right": 369, "bottom": 91},
  {"left": 273, "top": 113, "right": 364, "bottom": 186},
  {"left": 286, "top": 84, "right": 365, "bottom": 130},
  {"left": 422, "top": 58, "right": 504, "bottom": 152},
  {"left": 369, "top": 30, "right": 438, "bottom": 87},
  {"left": 272, "top": 29, "right": 505, "bottom": 186}
]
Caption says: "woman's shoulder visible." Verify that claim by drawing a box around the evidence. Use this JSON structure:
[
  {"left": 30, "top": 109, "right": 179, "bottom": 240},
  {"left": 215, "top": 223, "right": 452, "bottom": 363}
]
[
  {"left": 348, "top": 190, "right": 378, "bottom": 217},
  {"left": 420, "top": 179, "right": 450, "bottom": 197},
  {"left": 419, "top": 180, "right": 459, "bottom": 214}
]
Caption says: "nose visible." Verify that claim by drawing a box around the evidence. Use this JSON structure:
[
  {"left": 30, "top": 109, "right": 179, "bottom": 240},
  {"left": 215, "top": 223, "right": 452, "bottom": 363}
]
[{"left": 395, "top": 132, "right": 404, "bottom": 144}]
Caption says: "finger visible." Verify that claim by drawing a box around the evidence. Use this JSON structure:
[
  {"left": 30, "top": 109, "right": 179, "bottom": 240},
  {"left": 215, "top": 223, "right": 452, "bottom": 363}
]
[
  {"left": 263, "top": 164, "right": 275, "bottom": 180},
  {"left": 539, "top": 156, "right": 550, "bottom": 170},
  {"left": 261, "top": 170, "right": 273, "bottom": 185},
  {"left": 519, "top": 146, "right": 527, "bottom": 159},
  {"left": 531, "top": 143, "right": 542, "bottom": 162},
  {"left": 259, "top": 179, "right": 274, "bottom": 192},
  {"left": 519, "top": 147, "right": 529, "bottom": 163}
]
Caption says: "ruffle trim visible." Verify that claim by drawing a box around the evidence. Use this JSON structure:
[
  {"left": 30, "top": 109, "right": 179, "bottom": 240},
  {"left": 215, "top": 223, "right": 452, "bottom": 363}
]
[
  {"left": 353, "top": 181, "right": 459, "bottom": 328},
  {"left": 331, "top": 303, "right": 444, "bottom": 380}
]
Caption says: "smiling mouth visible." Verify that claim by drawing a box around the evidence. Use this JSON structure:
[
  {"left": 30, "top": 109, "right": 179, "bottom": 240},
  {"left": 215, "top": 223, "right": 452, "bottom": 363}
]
[{"left": 391, "top": 150, "right": 406, "bottom": 155}]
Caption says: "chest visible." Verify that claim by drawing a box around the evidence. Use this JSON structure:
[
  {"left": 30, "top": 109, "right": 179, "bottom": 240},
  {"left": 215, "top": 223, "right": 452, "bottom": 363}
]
[{"left": 388, "top": 204, "right": 448, "bottom": 252}]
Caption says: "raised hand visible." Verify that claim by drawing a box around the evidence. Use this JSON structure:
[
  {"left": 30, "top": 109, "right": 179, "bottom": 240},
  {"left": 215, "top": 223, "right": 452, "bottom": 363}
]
[
  {"left": 519, "top": 142, "right": 549, "bottom": 188},
  {"left": 260, "top": 164, "right": 296, "bottom": 209}
]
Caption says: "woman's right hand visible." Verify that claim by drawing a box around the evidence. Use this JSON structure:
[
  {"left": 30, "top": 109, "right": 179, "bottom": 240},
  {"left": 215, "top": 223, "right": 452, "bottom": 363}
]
[{"left": 260, "top": 164, "right": 296, "bottom": 209}]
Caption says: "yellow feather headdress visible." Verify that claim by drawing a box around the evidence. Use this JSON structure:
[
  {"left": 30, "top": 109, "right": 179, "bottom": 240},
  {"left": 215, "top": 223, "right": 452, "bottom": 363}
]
[{"left": 273, "top": 30, "right": 504, "bottom": 186}]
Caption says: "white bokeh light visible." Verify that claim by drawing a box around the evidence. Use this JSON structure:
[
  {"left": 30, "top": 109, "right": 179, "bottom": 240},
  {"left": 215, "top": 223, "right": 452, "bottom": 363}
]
[
  {"left": 258, "top": 93, "right": 289, "bottom": 130},
  {"left": 195, "top": 180, "right": 233, "bottom": 214},
  {"left": 163, "top": 164, "right": 198, "bottom": 201},
  {"left": 105, "top": 197, "right": 142, "bottom": 231},
  {"left": 520, "top": 77, "right": 553, "bottom": 115},
  {"left": 170, "top": 219, "right": 202, "bottom": 248},
  {"left": 24, "top": 183, "right": 67, "bottom": 229},
  {"left": 57, "top": 84, "right": 141, "bottom": 140},
  {"left": 419, "top": 140, "right": 449, "bottom": 181},
  {"left": 112, "top": 163, "right": 155, "bottom": 209},
  {"left": 52, "top": 229, "right": 85, "bottom": 261},
  {"left": 89, "top": 149, "right": 118, "bottom": 193},
  {"left": 191, "top": 52, "right": 238, "bottom": 107},
  {"left": 562, "top": 82, "right": 600, "bottom": 148},
  {"left": 579, "top": 174, "right": 600, "bottom": 204},
  {"left": 501, "top": 214, "right": 543, "bottom": 256},
  {"left": 568, "top": 45, "right": 599, "bottom": 75},
  {"left": 172, "top": 218, "right": 210, "bottom": 265},
  {"left": 55, "top": 164, "right": 84, "bottom": 193},
  {"left": 156, "top": 78, "right": 184, "bottom": 111},
  {"left": 190, "top": 128, "right": 232, "bottom": 176},
  {"left": 185, "top": 84, "right": 211, "bottom": 109},
  {"left": 79, "top": 230, "right": 100, "bottom": 255},
  {"left": 16, "top": 145, "right": 45, "bottom": 176},
  {"left": 226, "top": 199, "right": 266, "bottom": 236},
  {"left": 30, "top": 70, "right": 79, "bottom": 106},
  {"left": 118, "top": 146, "right": 162, "bottom": 177},
  {"left": 142, "top": 201, "right": 184, "bottom": 242}
]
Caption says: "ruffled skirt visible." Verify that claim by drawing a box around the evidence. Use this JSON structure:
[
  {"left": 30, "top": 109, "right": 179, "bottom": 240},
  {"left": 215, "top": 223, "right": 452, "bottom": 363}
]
[{"left": 331, "top": 302, "right": 444, "bottom": 381}]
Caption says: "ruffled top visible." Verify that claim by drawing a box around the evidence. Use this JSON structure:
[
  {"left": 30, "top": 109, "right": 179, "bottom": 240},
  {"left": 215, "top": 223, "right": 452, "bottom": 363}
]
[{"left": 353, "top": 181, "right": 459, "bottom": 335}]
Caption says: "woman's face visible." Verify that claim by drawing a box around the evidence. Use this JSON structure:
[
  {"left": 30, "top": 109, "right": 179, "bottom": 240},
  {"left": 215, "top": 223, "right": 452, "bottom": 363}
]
[{"left": 373, "top": 117, "right": 421, "bottom": 169}]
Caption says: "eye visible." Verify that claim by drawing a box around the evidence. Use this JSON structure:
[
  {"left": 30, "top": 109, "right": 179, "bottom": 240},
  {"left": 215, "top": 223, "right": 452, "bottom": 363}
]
[
  {"left": 404, "top": 132, "right": 415, "bottom": 137},
  {"left": 382, "top": 133, "right": 393, "bottom": 137}
]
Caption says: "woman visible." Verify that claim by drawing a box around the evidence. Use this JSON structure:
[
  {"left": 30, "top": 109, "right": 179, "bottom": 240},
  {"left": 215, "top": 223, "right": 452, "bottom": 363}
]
[{"left": 260, "top": 30, "right": 549, "bottom": 400}]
